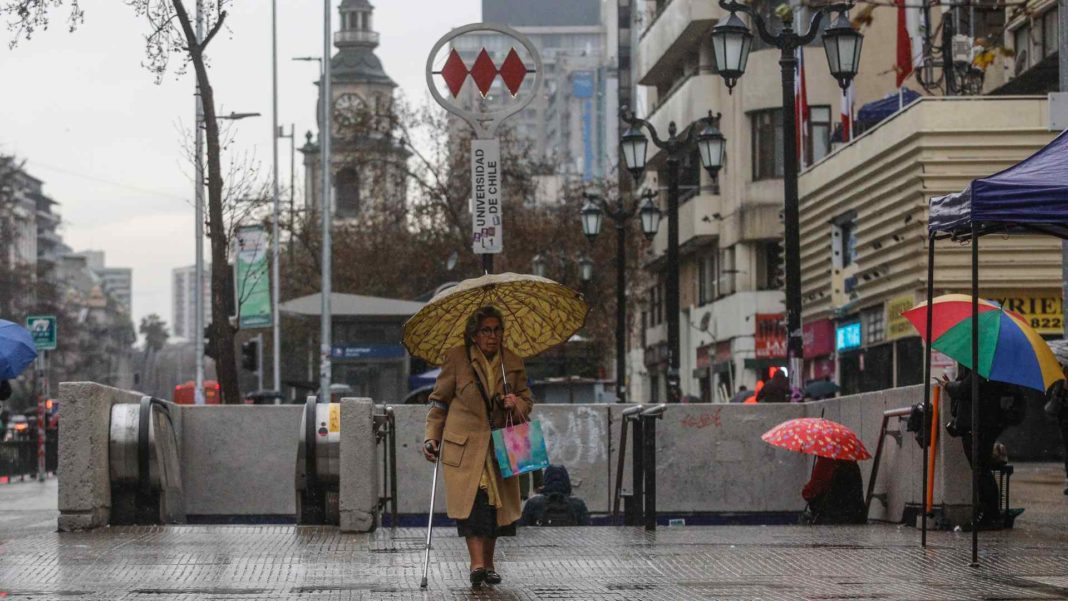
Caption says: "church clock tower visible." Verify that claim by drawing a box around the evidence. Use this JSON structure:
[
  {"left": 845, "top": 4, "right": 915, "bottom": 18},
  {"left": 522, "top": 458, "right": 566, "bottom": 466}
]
[{"left": 301, "top": 0, "right": 404, "bottom": 220}]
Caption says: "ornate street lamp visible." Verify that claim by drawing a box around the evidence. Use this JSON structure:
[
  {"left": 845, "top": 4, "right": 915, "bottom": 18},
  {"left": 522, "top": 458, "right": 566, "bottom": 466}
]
[
  {"left": 619, "top": 125, "right": 649, "bottom": 182},
  {"left": 695, "top": 113, "right": 726, "bottom": 178},
  {"left": 638, "top": 190, "right": 661, "bottom": 240},
  {"left": 579, "top": 255, "right": 594, "bottom": 282},
  {"left": 709, "top": 0, "right": 862, "bottom": 398},
  {"left": 532, "top": 254, "right": 547, "bottom": 278},
  {"left": 581, "top": 200, "right": 604, "bottom": 241},
  {"left": 620, "top": 107, "right": 724, "bottom": 404},
  {"left": 822, "top": 12, "right": 864, "bottom": 90},
  {"left": 709, "top": 11, "right": 753, "bottom": 92}
]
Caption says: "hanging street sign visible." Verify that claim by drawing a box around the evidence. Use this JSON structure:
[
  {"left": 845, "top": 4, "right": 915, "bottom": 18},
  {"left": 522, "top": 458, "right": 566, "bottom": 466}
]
[
  {"left": 235, "top": 225, "right": 272, "bottom": 329},
  {"left": 26, "top": 315, "right": 57, "bottom": 351},
  {"left": 425, "top": 23, "right": 543, "bottom": 258}
]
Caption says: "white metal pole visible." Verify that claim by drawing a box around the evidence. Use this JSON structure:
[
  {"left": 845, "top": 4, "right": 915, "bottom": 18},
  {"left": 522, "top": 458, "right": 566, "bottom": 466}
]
[
  {"left": 271, "top": 0, "right": 282, "bottom": 396},
  {"left": 257, "top": 333, "right": 265, "bottom": 392},
  {"left": 194, "top": 0, "right": 206, "bottom": 405},
  {"left": 320, "top": 0, "right": 333, "bottom": 400}
]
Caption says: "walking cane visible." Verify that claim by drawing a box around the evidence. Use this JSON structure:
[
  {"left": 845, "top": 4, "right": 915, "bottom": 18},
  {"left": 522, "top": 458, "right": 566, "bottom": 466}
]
[{"left": 420, "top": 445, "right": 441, "bottom": 589}]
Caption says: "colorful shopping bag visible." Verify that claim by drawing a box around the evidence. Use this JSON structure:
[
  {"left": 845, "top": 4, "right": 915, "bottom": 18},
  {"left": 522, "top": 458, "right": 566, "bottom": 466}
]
[{"left": 491, "top": 419, "right": 550, "bottom": 478}]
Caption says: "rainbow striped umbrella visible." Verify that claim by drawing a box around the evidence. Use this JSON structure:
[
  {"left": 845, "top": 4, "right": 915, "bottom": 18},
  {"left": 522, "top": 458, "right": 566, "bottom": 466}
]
[{"left": 902, "top": 294, "right": 1064, "bottom": 393}]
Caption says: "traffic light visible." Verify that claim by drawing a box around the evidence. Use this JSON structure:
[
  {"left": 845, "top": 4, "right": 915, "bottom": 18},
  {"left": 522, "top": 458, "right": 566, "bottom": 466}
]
[
  {"left": 241, "top": 339, "right": 259, "bottom": 373},
  {"left": 767, "top": 241, "right": 784, "bottom": 289},
  {"left": 204, "top": 326, "right": 217, "bottom": 360}
]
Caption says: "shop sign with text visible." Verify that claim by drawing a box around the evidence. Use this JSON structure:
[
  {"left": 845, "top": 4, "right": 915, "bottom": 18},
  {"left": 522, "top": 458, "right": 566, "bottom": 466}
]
[
  {"left": 885, "top": 294, "right": 916, "bottom": 340},
  {"left": 755, "top": 313, "right": 786, "bottom": 359},
  {"left": 987, "top": 290, "right": 1063, "bottom": 334}
]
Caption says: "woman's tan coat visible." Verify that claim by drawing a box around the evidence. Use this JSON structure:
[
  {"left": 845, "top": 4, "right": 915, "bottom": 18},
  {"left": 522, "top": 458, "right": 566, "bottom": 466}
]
[{"left": 424, "top": 344, "right": 534, "bottom": 526}]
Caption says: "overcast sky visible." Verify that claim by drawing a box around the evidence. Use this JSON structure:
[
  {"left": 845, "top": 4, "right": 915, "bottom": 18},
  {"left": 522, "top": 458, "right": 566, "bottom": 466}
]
[{"left": 0, "top": 0, "right": 479, "bottom": 339}]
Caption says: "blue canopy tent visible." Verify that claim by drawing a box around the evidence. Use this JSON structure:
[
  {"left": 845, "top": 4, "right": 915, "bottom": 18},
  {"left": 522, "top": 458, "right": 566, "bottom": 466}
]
[{"left": 923, "top": 127, "right": 1068, "bottom": 563}]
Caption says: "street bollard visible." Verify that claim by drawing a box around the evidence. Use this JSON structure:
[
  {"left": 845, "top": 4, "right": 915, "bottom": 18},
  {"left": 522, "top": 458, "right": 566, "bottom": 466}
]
[{"left": 640, "top": 404, "right": 667, "bottom": 531}]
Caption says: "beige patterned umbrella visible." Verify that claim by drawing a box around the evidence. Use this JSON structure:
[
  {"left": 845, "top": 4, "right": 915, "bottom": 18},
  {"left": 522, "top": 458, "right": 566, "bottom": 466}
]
[{"left": 402, "top": 272, "right": 589, "bottom": 366}]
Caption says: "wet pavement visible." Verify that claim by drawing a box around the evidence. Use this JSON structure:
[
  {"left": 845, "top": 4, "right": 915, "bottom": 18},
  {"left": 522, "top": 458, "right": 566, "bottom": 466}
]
[{"left": 1, "top": 466, "right": 1066, "bottom": 600}]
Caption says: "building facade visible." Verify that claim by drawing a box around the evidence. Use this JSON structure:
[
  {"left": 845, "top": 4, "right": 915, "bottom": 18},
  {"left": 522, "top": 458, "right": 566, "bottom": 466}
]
[
  {"left": 799, "top": 96, "right": 1060, "bottom": 395},
  {"left": 631, "top": 0, "right": 900, "bottom": 402},
  {"left": 71, "top": 250, "right": 133, "bottom": 315},
  {"left": 172, "top": 264, "right": 212, "bottom": 341}
]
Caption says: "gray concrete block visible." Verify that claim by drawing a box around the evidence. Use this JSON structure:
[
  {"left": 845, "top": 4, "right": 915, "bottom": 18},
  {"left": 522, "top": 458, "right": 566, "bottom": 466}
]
[
  {"left": 57, "top": 382, "right": 146, "bottom": 531},
  {"left": 179, "top": 405, "right": 303, "bottom": 516},
  {"left": 339, "top": 398, "right": 377, "bottom": 533}
]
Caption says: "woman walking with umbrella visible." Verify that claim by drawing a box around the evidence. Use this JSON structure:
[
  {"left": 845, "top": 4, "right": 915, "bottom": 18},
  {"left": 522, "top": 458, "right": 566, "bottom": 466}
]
[
  {"left": 406, "top": 273, "right": 588, "bottom": 588},
  {"left": 422, "top": 306, "right": 532, "bottom": 586}
]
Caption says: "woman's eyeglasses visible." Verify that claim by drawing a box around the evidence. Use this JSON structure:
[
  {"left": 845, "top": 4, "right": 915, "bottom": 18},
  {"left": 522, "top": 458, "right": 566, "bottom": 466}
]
[{"left": 477, "top": 326, "right": 504, "bottom": 337}]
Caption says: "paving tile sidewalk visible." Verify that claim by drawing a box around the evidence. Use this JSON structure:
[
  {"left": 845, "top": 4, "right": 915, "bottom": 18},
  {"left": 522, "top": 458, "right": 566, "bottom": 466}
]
[{"left": 1, "top": 466, "right": 1066, "bottom": 600}]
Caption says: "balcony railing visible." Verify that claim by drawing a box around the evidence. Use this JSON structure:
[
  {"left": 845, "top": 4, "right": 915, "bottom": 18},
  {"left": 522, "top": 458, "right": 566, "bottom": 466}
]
[{"left": 334, "top": 30, "right": 379, "bottom": 46}]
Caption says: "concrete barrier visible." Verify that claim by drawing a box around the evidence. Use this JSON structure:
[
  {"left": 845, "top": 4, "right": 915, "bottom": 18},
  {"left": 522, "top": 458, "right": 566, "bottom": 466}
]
[
  {"left": 57, "top": 380, "right": 971, "bottom": 531},
  {"left": 390, "top": 385, "right": 973, "bottom": 523},
  {"left": 58, "top": 382, "right": 153, "bottom": 531}
]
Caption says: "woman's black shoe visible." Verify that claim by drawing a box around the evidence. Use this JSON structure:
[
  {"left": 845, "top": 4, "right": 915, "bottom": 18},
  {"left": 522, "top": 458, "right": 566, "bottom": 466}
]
[
  {"left": 484, "top": 570, "right": 502, "bottom": 585},
  {"left": 470, "top": 568, "right": 487, "bottom": 587}
]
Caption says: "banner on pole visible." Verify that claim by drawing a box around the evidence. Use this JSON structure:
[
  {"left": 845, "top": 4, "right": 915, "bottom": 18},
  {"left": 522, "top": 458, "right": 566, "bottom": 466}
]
[
  {"left": 471, "top": 138, "right": 503, "bottom": 254},
  {"left": 235, "top": 225, "right": 272, "bottom": 329}
]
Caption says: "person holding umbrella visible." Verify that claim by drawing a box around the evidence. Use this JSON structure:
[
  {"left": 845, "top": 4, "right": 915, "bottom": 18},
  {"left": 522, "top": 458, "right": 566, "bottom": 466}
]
[
  {"left": 0, "top": 318, "right": 38, "bottom": 392},
  {"left": 421, "top": 305, "right": 533, "bottom": 586},
  {"left": 406, "top": 273, "right": 588, "bottom": 589}
]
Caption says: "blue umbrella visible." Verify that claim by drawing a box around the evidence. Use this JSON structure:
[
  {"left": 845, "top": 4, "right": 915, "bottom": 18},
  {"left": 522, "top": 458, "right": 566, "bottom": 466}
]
[{"left": 0, "top": 319, "right": 38, "bottom": 380}]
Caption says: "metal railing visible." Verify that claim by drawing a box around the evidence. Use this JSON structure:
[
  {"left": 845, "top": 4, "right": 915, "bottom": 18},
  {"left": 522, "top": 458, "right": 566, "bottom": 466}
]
[
  {"left": 374, "top": 405, "right": 398, "bottom": 533},
  {"left": 611, "top": 404, "right": 668, "bottom": 530},
  {"left": 1, "top": 431, "right": 57, "bottom": 481}
]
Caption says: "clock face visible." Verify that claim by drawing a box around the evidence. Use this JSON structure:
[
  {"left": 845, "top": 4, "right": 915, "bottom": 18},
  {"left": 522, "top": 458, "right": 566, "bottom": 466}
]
[{"left": 333, "top": 93, "right": 366, "bottom": 127}]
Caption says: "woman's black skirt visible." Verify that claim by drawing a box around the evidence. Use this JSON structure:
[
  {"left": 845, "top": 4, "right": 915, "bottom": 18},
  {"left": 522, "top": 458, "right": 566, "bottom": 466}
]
[{"left": 456, "top": 489, "right": 517, "bottom": 538}]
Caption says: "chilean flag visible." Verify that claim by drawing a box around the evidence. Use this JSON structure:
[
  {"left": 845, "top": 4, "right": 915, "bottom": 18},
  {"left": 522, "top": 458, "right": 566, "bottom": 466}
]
[
  {"left": 840, "top": 81, "right": 855, "bottom": 142},
  {"left": 895, "top": 0, "right": 924, "bottom": 86},
  {"left": 794, "top": 47, "right": 809, "bottom": 168}
]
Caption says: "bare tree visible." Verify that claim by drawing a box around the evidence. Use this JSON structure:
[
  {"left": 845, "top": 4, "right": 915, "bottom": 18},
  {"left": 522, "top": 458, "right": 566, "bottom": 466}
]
[{"left": 3, "top": 0, "right": 244, "bottom": 402}]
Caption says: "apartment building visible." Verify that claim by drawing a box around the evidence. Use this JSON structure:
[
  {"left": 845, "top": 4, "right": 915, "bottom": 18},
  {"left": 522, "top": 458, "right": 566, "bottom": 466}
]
[{"left": 632, "top": 0, "right": 899, "bottom": 402}]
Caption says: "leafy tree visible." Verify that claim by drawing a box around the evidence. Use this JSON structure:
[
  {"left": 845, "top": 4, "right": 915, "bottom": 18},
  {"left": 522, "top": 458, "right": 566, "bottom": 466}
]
[{"left": 3, "top": 0, "right": 244, "bottom": 402}]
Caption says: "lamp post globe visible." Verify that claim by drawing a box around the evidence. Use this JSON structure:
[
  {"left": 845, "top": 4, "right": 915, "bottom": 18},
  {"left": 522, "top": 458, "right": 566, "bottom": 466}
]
[
  {"left": 710, "top": 11, "right": 753, "bottom": 92},
  {"left": 696, "top": 120, "right": 726, "bottom": 179},
  {"left": 639, "top": 194, "right": 662, "bottom": 240},
  {"left": 581, "top": 200, "right": 604, "bottom": 241},
  {"left": 822, "top": 12, "right": 864, "bottom": 90},
  {"left": 532, "top": 253, "right": 547, "bottom": 278},
  {"left": 579, "top": 255, "right": 594, "bottom": 282},
  {"left": 620, "top": 125, "right": 649, "bottom": 183}
]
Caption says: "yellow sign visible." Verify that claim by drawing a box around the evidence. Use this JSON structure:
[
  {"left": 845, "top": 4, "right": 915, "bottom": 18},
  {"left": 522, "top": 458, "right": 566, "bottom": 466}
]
[
  {"left": 987, "top": 291, "right": 1064, "bottom": 334},
  {"left": 885, "top": 294, "right": 916, "bottom": 340},
  {"left": 328, "top": 403, "right": 341, "bottom": 433}
]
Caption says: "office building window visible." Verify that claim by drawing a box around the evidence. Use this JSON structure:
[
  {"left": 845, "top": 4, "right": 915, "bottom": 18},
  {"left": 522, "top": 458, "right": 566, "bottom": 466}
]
[
  {"left": 719, "top": 246, "right": 736, "bottom": 296},
  {"left": 808, "top": 106, "right": 832, "bottom": 163},
  {"left": 758, "top": 240, "right": 783, "bottom": 290},
  {"left": 698, "top": 251, "right": 717, "bottom": 305},
  {"left": 832, "top": 214, "right": 858, "bottom": 269},
  {"left": 751, "top": 109, "right": 784, "bottom": 180},
  {"left": 862, "top": 306, "right": 885, "bottom": 345}
]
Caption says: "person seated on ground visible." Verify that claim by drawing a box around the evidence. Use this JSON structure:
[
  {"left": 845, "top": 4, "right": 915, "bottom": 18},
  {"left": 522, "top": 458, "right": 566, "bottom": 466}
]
[
  {"left": 520, "top": 465, "right": 590, "bottom": 526},
  {"left": 802, "top": 456, "right": 867, "bottom": 524},
  {"left": 758, "top": 369, "right": 789, "bottom": 403}
]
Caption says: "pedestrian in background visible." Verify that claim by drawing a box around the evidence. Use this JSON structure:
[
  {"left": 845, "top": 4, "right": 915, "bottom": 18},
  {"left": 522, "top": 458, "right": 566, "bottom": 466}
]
[
  {"left": 758, "top": 369, "right": 789, "bottom": 403},
  {"left": 1043, "top": 379, "right": 1068, "bottom": 495},
  {"left": 943, "top": 366, "right": 1029, "bottom": 526},
  {"left": 422, "top": 306, "right": 534, "bottom": 587}
]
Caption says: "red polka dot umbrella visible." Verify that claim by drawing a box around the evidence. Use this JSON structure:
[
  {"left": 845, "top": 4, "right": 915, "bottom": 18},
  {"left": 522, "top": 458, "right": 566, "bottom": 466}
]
[{"left": 761, "top": 417, "right": 872, "bottom": 461}]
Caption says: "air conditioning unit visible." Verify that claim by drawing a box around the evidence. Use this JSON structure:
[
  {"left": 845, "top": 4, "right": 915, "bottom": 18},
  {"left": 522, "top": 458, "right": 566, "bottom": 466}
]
[{"left": 952, "top": 34, "right": 974, "bottom": 65}]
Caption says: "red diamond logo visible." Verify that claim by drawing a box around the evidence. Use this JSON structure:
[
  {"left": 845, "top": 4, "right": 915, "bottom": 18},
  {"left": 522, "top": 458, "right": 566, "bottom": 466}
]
[
  {"left": 440, "top": 49, "right": 469, "bottom": 98},
  {"left": 469, "top": 49, "right": 498, "bottom": 97},
  {"left": 498, "top": 48, "right": 528, "bottom": 97}
]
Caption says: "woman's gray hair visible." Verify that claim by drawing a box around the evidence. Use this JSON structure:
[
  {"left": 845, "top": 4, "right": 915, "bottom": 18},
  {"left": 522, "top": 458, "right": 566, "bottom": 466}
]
[{"left": 464, "top": 305, "right": 505, "bottom": 346}]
